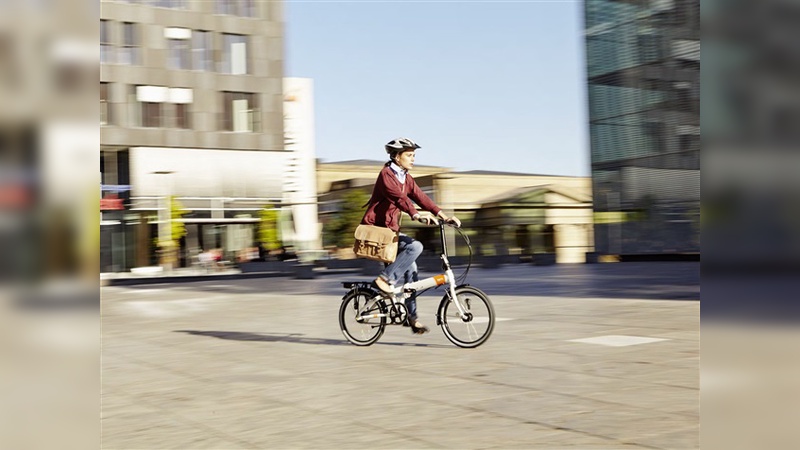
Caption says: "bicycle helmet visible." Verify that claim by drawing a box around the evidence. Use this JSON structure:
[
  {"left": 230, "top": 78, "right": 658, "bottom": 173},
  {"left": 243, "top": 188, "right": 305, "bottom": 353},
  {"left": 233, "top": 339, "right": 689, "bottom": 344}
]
[{"left": 385, "top": 137, "right": 421, "bottom": 154}]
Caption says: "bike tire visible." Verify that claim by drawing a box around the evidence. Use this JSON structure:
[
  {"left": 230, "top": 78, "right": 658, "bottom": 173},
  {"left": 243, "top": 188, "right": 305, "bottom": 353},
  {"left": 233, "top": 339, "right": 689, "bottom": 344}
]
[
  {"left": 439, "top": 286, "right": 495, "bottom": 348},
  {"left": 339, "top": 290, "right": 386, "bottom": 346}
]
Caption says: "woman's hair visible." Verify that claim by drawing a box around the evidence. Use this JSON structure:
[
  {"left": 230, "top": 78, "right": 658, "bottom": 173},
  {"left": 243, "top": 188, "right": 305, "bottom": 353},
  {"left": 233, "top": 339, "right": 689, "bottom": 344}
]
[{"left": 387, "top": 148, "right": 413, "bottom": 163}]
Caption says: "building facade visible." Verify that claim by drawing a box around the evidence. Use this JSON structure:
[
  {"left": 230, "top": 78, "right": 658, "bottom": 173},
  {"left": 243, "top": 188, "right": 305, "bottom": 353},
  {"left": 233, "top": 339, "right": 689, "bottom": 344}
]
[
  {"left": 282, "top": 78, "right": 321, "bottom": 257},
  {"left": 585, "top": 0, "right": 700, "bottom": 256},
  {"left": 100, "top": 0, "right": 292, "bottom": 272},
  {"left": 318, "top": 161, "right": 594, "bottom": 263}
]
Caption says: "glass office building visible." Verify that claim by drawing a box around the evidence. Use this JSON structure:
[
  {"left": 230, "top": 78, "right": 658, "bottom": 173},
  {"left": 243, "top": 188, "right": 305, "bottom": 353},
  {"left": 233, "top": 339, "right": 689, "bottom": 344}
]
[{"left": 585, "top": 0, "right": 699, "bottom": 256}]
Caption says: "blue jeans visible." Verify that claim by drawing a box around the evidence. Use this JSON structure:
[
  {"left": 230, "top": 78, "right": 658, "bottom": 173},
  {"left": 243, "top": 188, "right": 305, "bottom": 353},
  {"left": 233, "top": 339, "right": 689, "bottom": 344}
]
[{"left": 380, "top": 234, "right": 423, "bottom": 318}]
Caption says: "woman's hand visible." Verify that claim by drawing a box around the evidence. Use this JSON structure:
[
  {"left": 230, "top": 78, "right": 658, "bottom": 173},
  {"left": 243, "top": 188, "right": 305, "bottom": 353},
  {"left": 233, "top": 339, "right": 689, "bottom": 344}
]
[
  {"left": 436, "top": 212, "right": 461, "bottom": 228},
  {"left": 415, "top": 214, "right": 439, "bottom": 225},
  {"left": 445, "top": 216, "right": 462, "bottom": 228}
]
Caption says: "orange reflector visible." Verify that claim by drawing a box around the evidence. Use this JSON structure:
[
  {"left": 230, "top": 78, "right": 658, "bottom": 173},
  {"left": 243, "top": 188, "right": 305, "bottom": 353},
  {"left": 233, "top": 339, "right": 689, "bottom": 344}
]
[{"left": 434, "top": 274, "right": 446, "bottom": 286}]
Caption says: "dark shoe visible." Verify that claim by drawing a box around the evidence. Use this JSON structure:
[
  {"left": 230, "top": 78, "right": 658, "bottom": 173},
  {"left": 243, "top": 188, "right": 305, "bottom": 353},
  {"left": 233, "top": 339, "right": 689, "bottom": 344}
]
[
  {"left": 408, "top": 318, "right": 429, "bottom": 335},
  {"left": 373, "top": 277, "right": 393, "bottom": 294}
]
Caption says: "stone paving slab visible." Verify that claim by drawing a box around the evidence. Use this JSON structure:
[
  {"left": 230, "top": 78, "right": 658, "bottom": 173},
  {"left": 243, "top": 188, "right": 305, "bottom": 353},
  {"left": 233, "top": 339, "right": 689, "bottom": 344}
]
[{"left": 101, "top": 267, "right": 698, "bottom": 449}]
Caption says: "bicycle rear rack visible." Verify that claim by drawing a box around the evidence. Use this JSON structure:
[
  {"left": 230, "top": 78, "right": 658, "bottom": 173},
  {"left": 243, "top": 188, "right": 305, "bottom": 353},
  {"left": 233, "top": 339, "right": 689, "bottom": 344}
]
[{"left": 341, "top": 281, "right": 372, "bottom": 289}]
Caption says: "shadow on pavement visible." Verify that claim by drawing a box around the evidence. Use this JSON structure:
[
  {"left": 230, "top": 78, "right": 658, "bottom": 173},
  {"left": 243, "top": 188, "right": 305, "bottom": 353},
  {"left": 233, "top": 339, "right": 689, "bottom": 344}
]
[{"left": 174, "top": 330, "right": 452, "bottom": 348}]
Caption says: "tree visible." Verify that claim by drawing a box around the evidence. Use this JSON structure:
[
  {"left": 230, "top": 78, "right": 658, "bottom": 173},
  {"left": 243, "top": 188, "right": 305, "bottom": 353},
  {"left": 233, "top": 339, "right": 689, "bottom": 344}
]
[
  {"left": 156, "top": 196, "right": 188, "bottom": 267},
  {"left": 170, "top": 196, "right": 188, "bottom": 242},
  {"left": 258, "top": 205, "right": 282, "bottom": 252},
  {"left": 324, "top": 190, "right": 370, "bottom": 249}
]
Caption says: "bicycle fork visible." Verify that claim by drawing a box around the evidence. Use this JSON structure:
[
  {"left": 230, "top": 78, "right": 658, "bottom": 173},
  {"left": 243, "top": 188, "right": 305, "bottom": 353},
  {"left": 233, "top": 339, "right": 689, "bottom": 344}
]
[{"left": 440, "top": 255, "right": 470, "bottom": 321}]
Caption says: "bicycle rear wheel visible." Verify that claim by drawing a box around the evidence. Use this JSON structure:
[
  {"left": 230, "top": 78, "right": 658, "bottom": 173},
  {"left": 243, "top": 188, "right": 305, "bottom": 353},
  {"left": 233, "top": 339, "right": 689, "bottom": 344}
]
[
  {"left": 439, "top": 286, "right": 495, "bottom": 348},
  {"left": 339, "top": 290, "right": 386, "bottom": 346}
]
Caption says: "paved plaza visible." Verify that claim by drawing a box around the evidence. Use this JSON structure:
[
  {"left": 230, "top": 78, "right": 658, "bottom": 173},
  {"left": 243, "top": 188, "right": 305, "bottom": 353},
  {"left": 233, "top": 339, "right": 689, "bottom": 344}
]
[{"left": 101, "top": 263, "right": 699, "bottom": 449}]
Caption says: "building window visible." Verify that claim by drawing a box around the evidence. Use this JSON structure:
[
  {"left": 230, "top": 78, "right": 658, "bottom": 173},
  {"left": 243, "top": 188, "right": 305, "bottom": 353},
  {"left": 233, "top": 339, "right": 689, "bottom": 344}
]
[
  {"left": 167, "top": 39, "right": 191, "bottom": 70},
  {"left": 165, "top": 28, "right": 191, "bottom": 70},
  {"left": 153, "top": 0, "right": 185, "bottom": 8},
  {"left": 134, "top": 85, "right": 167, "bottom": 128},
  {"left": 216, "top": 0, "right": 232, "bottom": 15},
  {"left": 167, "top": 88, "right": 193, "bottom": 129},
  {"left": 100, "top": 20, "right": 113, "bottom": 64},
  {"left": 101, "top": 83, "right": 111, "bottom": 125},
  {"left": 167, "top": 38, "right": 191, "bottom": 70},
  {"left": 644, "top": 121, "right": 666, "bottom": 153},
  {"left": 173, "top": 103, "right": 190, "bottom": 129},
  {"left": 222, "top": 92, "right": 259, "bottom": 132},
  {"left": 142, "top": 102, "right": 162, "bottom": 128},
  {"left": 220, "top": 34, "right": 248, "bottom": 74},
  {"left": 216, "top": 0, "right": 256, "bottom": 18},
  {"left": 119, "top": 22, "right": 139, "bottom": 65},
  {"left": 192, "top": 30, "right": 213, "bottom": 72},
  {"left": 242, "top": 0, "right": 256, "bottom": 17},
  {"left": 131, "top": 86, "right": 194, "bottom": 129}
]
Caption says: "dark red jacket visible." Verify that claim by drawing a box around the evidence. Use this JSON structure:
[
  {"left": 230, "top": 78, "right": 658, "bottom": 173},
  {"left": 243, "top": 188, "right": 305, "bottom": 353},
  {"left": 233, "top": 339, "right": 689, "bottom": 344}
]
[{"left": 361, "top": 165, "right": 441, "bottom": 232}]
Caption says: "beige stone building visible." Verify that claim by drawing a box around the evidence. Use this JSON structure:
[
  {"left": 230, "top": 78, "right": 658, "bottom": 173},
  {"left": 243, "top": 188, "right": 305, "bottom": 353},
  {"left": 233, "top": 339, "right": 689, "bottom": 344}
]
[
  {"left": 318, "top": 160, "right": 594, "bottom": 263},
  {"left": 100, "top": 0, "right": 288, "bottom": 272},
  {"left": 316, "top": 159, "right": 448, "bottom": 195}
]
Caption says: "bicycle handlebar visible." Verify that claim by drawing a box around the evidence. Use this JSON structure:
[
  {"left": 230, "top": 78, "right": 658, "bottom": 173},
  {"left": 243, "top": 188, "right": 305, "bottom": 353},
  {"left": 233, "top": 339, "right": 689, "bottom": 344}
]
[{"left": 417, "top": 219, "right": 460, "bottom": 228}]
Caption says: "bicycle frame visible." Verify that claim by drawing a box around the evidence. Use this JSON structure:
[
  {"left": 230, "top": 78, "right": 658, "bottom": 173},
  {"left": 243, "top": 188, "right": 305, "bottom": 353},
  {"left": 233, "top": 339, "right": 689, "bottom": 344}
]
[
  {"left": 376, "top": 222, "right": 469, "bottom": 320},
  {"left": 340, "top": 222, "right": 494, "bottom": 348}
]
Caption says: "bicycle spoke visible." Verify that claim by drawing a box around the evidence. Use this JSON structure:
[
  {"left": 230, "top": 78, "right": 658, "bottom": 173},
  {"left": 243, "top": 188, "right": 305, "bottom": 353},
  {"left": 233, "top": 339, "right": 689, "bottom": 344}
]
[
  {"left": 340, "top": 292, "right": 386, "bottom": 346},
  {"left": 440, "top": 287, "right": 495, "bottom": 348}
]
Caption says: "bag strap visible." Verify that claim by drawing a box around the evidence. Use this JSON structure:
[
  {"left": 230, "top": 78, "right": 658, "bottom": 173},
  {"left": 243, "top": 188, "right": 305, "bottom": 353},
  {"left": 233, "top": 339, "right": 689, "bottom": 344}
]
[{"left": 398, "top": 179, "right": 406, "bottom": 231}]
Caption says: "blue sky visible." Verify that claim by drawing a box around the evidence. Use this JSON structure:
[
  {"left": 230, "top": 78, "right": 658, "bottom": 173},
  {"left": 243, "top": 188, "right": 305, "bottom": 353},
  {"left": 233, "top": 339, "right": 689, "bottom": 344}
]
[{"left": 285, "top": 1, "right": 589, "bottom": 176}]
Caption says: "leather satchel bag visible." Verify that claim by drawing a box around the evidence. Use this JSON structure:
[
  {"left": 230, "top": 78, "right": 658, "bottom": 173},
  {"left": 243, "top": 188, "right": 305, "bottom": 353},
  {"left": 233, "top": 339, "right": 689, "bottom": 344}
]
[{"left": 353, "top": 224, "right": 399, "bottom": 263}]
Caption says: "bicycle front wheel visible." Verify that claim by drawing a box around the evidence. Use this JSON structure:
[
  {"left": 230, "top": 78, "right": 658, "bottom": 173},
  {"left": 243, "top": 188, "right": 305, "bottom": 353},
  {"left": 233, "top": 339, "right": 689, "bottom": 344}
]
[
  {"left": 339, "top": 290, "right": 386, "bottom": 346},
  {"left": 439, "top": 286, "right": 495, "bottom": 348}
]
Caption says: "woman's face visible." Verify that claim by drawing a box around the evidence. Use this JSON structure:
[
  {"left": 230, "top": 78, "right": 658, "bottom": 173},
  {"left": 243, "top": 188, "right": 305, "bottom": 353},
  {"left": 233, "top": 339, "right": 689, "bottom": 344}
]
[{"left": 395, "top": 150, "right": 415, "bottom": 171}]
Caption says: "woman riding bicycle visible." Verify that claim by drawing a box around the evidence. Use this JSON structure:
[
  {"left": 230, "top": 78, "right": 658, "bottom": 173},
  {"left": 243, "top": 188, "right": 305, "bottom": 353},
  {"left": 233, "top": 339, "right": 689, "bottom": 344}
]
[{"left": 361, "top": 137, "right": 461, "bottom": 334}]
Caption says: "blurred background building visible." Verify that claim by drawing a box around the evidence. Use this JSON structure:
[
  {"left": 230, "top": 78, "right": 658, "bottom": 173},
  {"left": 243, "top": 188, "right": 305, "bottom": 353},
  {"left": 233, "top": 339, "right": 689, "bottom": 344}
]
[
  {"left": 98, "top": 0, "right": 704, "bottom": 272},
  {"left": 585, "top": 0, "right": 700, "bottom": 258},
  {"left": 100, "top": 0, "right": 320, "bottom": 272},
  {"left": 0, "top": 5, "right": 99, "bottom": 282},
  {"left": 282, "top": 77, "right": 321, "bottom": 259},
  {"left": 318, "top": 160, "right": 594, "bottom": 264}
]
